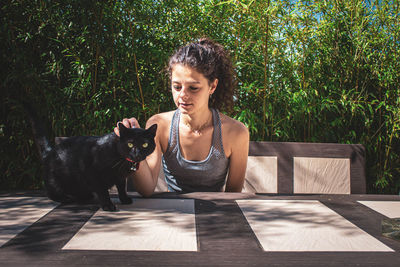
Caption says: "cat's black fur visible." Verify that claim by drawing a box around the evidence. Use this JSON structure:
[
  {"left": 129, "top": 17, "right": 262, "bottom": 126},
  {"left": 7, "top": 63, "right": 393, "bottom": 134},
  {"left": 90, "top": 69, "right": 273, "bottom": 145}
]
[{"left": 25, "top": 103, "right": 157, "bottom": 211}]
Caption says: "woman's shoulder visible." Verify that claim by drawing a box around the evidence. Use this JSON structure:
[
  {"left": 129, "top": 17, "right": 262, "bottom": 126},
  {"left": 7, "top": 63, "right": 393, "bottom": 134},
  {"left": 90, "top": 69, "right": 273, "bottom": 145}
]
[
  {"left": 219, "top": 112, "right": 249, "bottom": 137},
  {"left": 146, "top": 110, "right": 175, "bottom": 128},
  {"left": 219, "top": 112, "right": 249, "bottom": 158}
]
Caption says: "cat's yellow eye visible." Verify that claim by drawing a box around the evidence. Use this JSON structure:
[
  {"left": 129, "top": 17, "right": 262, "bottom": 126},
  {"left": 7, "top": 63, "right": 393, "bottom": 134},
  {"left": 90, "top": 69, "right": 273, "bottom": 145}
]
[
  {"left": 127, "top": 143, "right": 134, "bottom": 148},
  {"left": 142, "top": 143, "right": 148, "bottom": 148}
]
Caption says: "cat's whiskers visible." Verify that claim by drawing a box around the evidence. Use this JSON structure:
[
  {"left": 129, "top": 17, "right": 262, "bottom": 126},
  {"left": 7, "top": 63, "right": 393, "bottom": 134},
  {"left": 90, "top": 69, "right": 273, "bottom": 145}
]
[{"left": 112, "top": 159, "right": 124, "bottom": 169}]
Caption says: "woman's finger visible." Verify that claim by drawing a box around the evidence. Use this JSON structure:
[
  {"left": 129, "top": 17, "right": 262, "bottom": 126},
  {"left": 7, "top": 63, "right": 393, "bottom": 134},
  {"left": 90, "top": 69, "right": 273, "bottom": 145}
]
[
  {"left": 128, "top": 118, "right": 140, "bottom": 128},
  {"left": 114, "top": 126, "right": 120, "bottom": 136},
  {"left": 122, "top": 118, "right": 132, "bottom": 128}
]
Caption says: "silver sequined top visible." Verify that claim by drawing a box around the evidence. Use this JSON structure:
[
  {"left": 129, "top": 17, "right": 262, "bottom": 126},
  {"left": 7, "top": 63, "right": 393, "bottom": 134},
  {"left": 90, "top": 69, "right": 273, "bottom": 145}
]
[{"left": 162, "top": 108, "right": 229, "bottom": 192}]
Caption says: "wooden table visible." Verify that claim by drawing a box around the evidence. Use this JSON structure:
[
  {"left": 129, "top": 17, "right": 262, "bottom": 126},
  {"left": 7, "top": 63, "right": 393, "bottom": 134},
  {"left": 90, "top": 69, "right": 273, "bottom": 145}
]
[{"left": 1, "top": 192, "right": 399, "bottom": 266}]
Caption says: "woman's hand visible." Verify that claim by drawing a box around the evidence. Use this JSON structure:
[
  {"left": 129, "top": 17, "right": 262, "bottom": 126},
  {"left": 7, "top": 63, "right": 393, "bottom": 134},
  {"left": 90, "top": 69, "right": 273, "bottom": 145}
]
[{"left": 114, "top": 118, "right": 141, "bottom": 136}]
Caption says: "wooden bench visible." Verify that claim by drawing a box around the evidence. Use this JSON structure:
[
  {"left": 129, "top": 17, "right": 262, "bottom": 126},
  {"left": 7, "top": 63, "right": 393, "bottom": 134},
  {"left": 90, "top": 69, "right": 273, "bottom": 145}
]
[
  {"left": 154, "top": 141, "right": 366, "bottom": 194},
  {"left": 55, "top": 138, "right": 366, "bottom": 194}
]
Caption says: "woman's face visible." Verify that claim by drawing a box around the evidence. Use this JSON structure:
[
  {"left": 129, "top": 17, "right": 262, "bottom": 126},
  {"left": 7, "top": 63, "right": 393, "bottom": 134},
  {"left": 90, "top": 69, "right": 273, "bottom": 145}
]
[{"left": 171, "top": 64, "right": 217, "bottom": 115}]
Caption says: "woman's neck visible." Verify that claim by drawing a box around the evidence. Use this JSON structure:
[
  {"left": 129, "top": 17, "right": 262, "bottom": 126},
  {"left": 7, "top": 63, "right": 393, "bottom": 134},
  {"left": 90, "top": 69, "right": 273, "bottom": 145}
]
[{"left": 181, "top": 108, "right": 213, "bottom": 135}]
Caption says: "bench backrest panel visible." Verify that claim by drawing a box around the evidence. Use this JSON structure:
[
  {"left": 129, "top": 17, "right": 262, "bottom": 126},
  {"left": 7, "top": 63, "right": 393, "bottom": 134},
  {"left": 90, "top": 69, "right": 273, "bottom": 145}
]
[{"left": 246, "top": 141, "right": 366, "bottom": 194}]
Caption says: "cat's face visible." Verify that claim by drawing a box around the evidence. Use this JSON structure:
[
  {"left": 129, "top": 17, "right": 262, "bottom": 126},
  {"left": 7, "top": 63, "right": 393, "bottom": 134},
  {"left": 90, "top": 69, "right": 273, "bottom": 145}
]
[{"left": 117, "top": 123, "right": 157, "bottom": 162}]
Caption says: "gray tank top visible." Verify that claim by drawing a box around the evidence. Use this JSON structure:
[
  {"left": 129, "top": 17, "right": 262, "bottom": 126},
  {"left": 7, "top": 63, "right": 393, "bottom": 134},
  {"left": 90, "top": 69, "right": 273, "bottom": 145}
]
[{"left": 162, "top": 108, "right": 229, "bottom": 192}]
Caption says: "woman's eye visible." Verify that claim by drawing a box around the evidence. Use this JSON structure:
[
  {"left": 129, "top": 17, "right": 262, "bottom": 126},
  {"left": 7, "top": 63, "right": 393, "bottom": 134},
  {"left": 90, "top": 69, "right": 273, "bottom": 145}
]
[
  {"left": 142, "top": 143, "right": 148, "bottom": 148},
  {"left": 127, "top": 143, "right": 134, "bottom": 148},
  {"left": 173, "top": 85, "right": 181, "bottom": 91},
  {"left": 190, "top": 87, "right": 199, "bottom": 91}
]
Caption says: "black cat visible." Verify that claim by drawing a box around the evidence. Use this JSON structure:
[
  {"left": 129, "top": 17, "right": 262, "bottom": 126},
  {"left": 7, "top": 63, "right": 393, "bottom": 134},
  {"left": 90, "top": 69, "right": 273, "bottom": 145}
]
[{"left": 25, "top": 103, "right": 157, "bottom": 211}]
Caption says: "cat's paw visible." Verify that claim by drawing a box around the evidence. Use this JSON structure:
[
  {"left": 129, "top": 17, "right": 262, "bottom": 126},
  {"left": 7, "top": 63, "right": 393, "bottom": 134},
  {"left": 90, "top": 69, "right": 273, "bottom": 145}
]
[
  {"left": 102, "top": 203, "right": 117, "bottom": 212},
  {"left": 120, "top": 196, "right": 133, "bottom": 205}
]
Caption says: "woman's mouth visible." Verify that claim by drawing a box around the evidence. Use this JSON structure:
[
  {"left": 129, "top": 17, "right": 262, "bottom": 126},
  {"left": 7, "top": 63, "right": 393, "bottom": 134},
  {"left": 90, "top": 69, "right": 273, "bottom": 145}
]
[{"left": 179, "top": 102, "right": 192, "bottom": 108}]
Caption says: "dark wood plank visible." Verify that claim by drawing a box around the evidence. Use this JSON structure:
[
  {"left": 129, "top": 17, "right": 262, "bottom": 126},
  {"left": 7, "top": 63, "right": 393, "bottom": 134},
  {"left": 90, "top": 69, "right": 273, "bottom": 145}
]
[{"left": 195, "top": 199, "right": 262, "bottom": 252}]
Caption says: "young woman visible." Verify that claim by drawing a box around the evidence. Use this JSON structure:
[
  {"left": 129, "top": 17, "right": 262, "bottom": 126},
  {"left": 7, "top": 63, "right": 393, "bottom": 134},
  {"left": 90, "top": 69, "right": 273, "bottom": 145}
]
[{"left": 115, "top": 38, "right": 249, "bottom": 196}]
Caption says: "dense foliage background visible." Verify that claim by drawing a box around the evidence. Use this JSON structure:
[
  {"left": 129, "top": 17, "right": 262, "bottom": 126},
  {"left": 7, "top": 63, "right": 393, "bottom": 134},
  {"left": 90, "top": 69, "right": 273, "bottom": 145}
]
[{"left": 1, "top": 0, "right": 399, "bottom": 194}]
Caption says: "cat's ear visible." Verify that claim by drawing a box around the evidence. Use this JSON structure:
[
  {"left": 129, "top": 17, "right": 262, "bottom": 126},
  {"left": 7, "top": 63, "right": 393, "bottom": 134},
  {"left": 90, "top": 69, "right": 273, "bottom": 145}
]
[
  {"left": 147, "top": 124, "right": 157, "bottom": 137},
  {"left": 117, "top": 122, "right": 128, "bottom": 137}
]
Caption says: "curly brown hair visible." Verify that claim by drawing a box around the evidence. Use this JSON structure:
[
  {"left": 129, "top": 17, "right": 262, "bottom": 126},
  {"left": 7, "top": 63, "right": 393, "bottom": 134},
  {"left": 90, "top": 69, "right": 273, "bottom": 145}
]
[{"left": 167, "top": 38, "right": 236, "bottom": 113}]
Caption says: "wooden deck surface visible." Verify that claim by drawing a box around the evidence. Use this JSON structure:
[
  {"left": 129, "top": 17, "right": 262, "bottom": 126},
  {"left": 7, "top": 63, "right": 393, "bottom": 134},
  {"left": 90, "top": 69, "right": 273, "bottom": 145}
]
[{"left": 1, "top": 191, "right": 399, "bottom": 266}]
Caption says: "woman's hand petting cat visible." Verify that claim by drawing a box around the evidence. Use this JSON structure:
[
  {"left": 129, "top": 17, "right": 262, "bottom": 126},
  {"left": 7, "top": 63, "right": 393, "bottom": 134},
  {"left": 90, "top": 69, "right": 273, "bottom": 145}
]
[{"left": 114, "top": 118, "right": 141, "bottom": 137}]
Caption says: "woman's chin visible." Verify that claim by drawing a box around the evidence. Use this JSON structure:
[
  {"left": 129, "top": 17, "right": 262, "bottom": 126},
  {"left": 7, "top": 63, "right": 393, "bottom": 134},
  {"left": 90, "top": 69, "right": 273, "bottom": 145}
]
[{"left": 178, "top": 104, "right": 193, "bottom": 114}]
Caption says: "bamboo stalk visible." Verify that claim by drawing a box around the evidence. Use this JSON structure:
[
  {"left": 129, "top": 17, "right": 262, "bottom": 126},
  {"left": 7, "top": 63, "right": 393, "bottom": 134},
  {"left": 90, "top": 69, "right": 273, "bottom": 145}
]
[
  {"left": 127, "top": 9, "right": 145, "bottom": 110},
  {"left": 383, "top": 118, "right": 395, "bottom": 176},
  {"left": 94, "top": 44, "right": 99, "bottom": 93},
  {"left": 133, "top": 53, "right": 145, "bottom": 110},
  {"left": 93, "top": 5, "right": 103, "bottom": 94},
  {"left": 263, "top": 0, "right": 271, "bottom": 141}
]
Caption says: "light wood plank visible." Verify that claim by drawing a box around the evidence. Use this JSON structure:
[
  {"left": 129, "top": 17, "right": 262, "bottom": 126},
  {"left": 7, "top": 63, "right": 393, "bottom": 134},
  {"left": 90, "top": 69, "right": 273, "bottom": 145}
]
[
  {"left": 63, "top": 198, "right": 197, "bottom": 251},
  {"left": 237, "top": 199, "right": 394, "bottom": 251}
]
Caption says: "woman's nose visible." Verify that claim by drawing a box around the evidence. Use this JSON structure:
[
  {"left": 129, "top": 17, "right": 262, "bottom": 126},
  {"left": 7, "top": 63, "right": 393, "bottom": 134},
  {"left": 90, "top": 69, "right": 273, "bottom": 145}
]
[{"left": 179, "top": 86, "right": 189, "bottom": 98}]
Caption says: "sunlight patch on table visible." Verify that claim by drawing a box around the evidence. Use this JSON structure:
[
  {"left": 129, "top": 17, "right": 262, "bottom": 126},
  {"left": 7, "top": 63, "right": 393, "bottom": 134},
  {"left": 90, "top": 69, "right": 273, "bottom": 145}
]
[
  {"left": 0, "top": 197, "right": 58, "bottom": 247},
  {"left": 358, "top": 201, "right": 400, "bottom": 219},
  {"left": 63, "top": 198, "right": 197, "bottom": 251},
  {"left": 237, "top": 199, "right": 394, "bottom": 252}
]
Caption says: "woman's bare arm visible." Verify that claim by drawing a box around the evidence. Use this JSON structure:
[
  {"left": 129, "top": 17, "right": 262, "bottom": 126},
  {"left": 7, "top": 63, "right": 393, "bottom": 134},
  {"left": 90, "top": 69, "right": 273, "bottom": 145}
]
[{"left": 224, "top": 119, "right": 249, "bottom": 192}]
